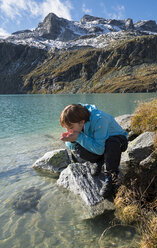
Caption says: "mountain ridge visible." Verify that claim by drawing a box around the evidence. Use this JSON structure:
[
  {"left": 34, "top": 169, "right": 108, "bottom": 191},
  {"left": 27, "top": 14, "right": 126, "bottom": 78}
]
[
  {"left": 4, "top": 13, "right": 157, "bottom": 50},
  {"left": 0, "top": 13, "right": 157, "bottom": 94}
]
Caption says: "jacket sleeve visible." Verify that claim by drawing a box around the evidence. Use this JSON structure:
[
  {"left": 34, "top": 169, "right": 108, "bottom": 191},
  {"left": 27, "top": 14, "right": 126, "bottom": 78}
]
[
  {"left": 76, "top": 117, "right": 109, "bottom": 155},
  {"left": 65, "top": 141, "right": 76, "bottom": 150}
]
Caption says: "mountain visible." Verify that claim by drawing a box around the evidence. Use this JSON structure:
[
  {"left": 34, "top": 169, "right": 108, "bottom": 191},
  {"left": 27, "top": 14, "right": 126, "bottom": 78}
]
[
  {"left": 5, "top": 13, "right": 157, "bottom": 50},
  {"left": 0, "top": 13, "right": 157, "bottom": 94}
]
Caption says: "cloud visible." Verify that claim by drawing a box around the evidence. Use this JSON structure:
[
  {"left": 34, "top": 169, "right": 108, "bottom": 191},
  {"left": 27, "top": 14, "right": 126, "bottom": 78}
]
[
  {"left": 82, "top": 3, "right": 92, "bottom": 15},
  {"left": 101, "top": 2, "right": 125, "bottom": 19},
  {"left": 0, "top": 0, "right": 72, "bottom": 20},
  {"left": 0, "top": 27, "right": 10, "bottom": 37},
  {"left": 40, "top": 0, "right": 72, "bottom": 20},
  {"left": 0, "top": 0, "right": 27, "bottom": 19},
  {"left": 112, "top": 5, "right": 125, "bottom": 19}
]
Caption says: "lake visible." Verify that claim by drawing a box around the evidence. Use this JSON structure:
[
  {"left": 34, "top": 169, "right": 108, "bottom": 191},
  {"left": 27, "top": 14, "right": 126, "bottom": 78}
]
[{"left": 0, "top": 93, "right": 156, "bottom": 248}]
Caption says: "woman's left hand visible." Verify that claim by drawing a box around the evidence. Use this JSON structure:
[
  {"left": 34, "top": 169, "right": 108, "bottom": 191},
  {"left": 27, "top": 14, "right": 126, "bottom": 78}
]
[{"left": 60, "top": 131, "right": 79, "bottom": 142}]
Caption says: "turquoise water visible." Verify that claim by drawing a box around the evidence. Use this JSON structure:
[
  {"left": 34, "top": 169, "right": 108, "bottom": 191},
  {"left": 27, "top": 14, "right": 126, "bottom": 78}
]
[{"left": 0, "top": 93, "right": 156, "bottom": 248}]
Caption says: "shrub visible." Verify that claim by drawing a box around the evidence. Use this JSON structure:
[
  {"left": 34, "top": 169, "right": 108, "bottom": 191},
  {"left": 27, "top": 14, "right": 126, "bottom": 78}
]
[
  {"left": 140, "top": 214, "right": 157, "bottom": 248},
  {"left": 131, "top": 99, "right": 157, "bottom": 135},
  {"left": 114, "top": 185, "right": 141, "bottom": 224}
]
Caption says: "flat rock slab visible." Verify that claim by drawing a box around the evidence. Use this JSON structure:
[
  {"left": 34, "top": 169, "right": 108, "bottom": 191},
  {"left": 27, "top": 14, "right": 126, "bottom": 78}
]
[{"left": 57, "top": 162, "right": 114, "bottom": 211}]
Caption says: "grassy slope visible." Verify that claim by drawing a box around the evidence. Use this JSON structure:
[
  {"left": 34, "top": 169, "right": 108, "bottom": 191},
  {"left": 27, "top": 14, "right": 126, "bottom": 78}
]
[{"left": 22, "top": 35, "right": 157, "bottom": 93}]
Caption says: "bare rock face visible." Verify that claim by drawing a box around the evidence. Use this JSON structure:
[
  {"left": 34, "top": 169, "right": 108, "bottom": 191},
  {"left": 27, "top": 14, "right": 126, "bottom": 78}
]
[
  {"left": 134, "top": 20, "right": 157, "bottom": 32},
  {"left": 125, "top": 18, "right": 134, "bottom": 30},
  {"left": 35, "top": 13, "right": 80, "bottom": 41},
  {"left": 33, "top": 149, "right": 71, "bottom": 174},
  {"left": 80, "top": 14, "right": 104, "bottom": 23},
  {"left": 0, "top": 42, "right": 47, "bottom": 94}
]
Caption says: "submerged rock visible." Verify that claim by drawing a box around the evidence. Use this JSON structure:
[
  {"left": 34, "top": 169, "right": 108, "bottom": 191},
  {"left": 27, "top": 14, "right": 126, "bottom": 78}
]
[
  {"left": 33, "top": 149, "right": 71, "bottom": 174},
  {"left": 12, "top": 187, "right": 42, "bottom": 214},
  {"left": 57, "top": 162, "right": 114, "bottom": 212}
]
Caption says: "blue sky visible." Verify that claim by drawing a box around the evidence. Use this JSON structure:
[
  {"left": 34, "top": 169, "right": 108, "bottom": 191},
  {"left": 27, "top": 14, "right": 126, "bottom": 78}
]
[{"left": 0, "top": 0, "right": 157, "bottom": 36}]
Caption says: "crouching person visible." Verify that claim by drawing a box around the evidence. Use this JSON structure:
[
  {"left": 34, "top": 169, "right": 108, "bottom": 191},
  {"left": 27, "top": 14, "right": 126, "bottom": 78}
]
[{"left": 59, "top": 104, "right": 128, "bottom": 198}]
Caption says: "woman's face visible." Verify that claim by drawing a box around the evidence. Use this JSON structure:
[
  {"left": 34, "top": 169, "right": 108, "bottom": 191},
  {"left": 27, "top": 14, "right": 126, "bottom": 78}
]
[{"left": 64, "top": 120, "right": 85, "bottom": 133}]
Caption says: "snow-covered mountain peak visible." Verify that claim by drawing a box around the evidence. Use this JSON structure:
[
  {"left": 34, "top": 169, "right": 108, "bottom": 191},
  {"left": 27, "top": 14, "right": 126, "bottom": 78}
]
[{"left": 2, "top": 13, "right": 157, "bottom": 50}]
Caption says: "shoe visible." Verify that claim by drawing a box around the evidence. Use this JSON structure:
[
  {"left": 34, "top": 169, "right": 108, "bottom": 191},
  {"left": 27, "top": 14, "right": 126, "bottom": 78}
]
[{"left": 100, "top": 174, "right": 112, "bottom": 198}]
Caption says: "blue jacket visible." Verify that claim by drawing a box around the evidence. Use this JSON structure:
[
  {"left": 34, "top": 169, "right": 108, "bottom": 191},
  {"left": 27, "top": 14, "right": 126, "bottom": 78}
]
[{"left": 66, "top": 104, "right": 128, "bottom": 155}]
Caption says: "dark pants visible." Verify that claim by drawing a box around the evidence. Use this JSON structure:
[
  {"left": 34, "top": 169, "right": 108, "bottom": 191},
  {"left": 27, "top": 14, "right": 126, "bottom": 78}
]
[{"left": 74, "top": 135, "right": 128, "bottom": 173}]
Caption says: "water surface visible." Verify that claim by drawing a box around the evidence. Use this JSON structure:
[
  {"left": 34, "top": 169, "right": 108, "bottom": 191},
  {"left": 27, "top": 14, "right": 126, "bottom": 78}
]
[{"left": 0, "top": 93, "right": 156, "bottom": 248}]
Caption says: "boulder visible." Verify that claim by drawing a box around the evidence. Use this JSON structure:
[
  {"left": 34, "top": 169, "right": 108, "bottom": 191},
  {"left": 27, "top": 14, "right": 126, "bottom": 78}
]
[
  {"left": 33, "top": 149, "right": 71, "bottom": 174},
  {"left": 139, "top": 151, "right": 157, "bottom": 169},
  {"left": 115, "top": 114, "right": 138, "bottom": 141},
  {"left": 128, "top": 132, "right": 155, "bottom": 163},
  {"left": 115, "top": 114, "right": 132, "bottom": 132},
  {"left": 121, "top": 132, "right": 155, "bottom": 169},
  {"left": 127, "top": 130, "right": 138, "bottom": 141},
  {"left": 57, "top": 162, "right": 114, "bottom": 212}
]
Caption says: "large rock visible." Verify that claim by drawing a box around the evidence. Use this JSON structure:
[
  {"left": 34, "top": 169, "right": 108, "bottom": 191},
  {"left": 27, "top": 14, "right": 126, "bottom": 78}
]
[
  {"left": 128, "top": 131, "right": 155, "bottom": 162},
  {"left": 115, "top": 114, "right": 132, "bottom": 132},
  {"left": 121, "top": 132, "right": 155, "bottom": 170},
  {"left": 139, "top": 151, "right": 157, "bottom": 169},
  {"left": 57, "top": 162, "right": 114, "bottom": 211},
  {"left": 33, "top": 149, "right": 71, "bottom": 174}
]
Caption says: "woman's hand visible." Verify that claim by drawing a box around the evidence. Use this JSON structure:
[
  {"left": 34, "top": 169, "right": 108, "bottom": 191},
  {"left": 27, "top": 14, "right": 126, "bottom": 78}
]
[{"left": 60, "top": 130, "right": 79, "bottom": 142}]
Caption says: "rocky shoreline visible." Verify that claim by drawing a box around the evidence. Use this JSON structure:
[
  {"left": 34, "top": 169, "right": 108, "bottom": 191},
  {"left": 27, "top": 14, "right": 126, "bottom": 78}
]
[{"left": 33, "top": 114, "right": 157, "bottom": 218}]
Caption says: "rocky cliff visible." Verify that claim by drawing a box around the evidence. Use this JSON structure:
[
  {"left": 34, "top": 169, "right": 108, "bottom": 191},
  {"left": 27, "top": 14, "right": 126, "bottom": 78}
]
[
  {"left": 1, "top": 13, "right": 157, "bottom": 94},
  {"left": 0, "top": 42, "right": 47, "bottom": 93},
  {"left": 18, "top": 35, "right": 157, "bottom": 94}
]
